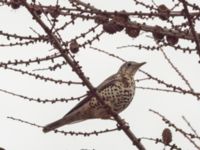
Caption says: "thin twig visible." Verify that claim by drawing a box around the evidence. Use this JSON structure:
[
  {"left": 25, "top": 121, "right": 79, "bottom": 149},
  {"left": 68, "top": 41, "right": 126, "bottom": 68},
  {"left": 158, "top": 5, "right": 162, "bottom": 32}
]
[
  {"left": 160, "top": 48, "right": 194, "bottom": 92},
  {"left": 90, "top": 47, "right": 126, "bottom": 62},
  {"left": 140, "top": 137, "right": 181, "bottom": 150},
  {"left": 179, "top": 0, "right": 200, "bottom": 61},
  {"left": 136, "top": 86, "right": 182, "bottom": 94},
  {"left": 149, "top": 109, "right": 200, "bottom": 149},
  {"left": 182, "top": 116, "right": 199, "bottom": 138},
  {"left": 7, "top": 116, "right": 119, "bottom": 136},
  {"left": 0, "top": 88, "right": 87, "bottom": 103}
]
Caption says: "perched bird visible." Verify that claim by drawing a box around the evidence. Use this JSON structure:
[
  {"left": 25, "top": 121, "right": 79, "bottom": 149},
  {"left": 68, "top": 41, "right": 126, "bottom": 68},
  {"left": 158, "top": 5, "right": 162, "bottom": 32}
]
[{"left": 43, "top": 61, "right": 145, "bottom": 133}]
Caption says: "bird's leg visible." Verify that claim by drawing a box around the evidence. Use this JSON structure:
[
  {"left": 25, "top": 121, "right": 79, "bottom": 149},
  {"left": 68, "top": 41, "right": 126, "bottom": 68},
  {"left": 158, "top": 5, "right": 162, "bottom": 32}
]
[
  {"left": 100, "top": 115, "right": 114, "bottom": 120},
  {"left": 101, "top": 115, "right": 129, "bottom": 128},
  {"left": 101, "top": 116, "right": 130, "bottom": 130},
  {"left": 116, "top": 118, "right": 130, "bottom": 129}
]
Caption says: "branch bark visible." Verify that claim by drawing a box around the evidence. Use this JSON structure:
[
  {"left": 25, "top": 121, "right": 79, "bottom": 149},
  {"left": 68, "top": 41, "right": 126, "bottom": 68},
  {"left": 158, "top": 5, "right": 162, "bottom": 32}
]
[{"left": 180, "top": 0, "right": 200, "bottom": 61}]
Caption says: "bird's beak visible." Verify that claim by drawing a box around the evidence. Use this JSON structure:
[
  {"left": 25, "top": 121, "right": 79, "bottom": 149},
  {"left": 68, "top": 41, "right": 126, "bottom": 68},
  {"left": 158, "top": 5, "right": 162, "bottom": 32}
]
[{"left": 137, "top": 62, "right": 146, "bottom": 67}]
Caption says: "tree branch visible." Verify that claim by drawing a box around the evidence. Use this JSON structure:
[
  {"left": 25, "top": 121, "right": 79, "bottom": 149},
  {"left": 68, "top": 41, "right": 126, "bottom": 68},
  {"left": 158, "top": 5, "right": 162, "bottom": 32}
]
[{"left": 20, "top": 1, "right": 146, "bottom": 149}]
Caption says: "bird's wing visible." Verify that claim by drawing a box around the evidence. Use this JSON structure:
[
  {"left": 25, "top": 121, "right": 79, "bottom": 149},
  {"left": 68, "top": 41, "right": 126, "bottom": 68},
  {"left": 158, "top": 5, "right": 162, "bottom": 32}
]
[
  {"left": 64, "top": 73, "right": 120, "bottom": 117},
  {"left": 63, "top": 94, "right": 93, "bottom": 117},
  {"left": 97, "top": 73, "right": 122, "bottom": 90}
]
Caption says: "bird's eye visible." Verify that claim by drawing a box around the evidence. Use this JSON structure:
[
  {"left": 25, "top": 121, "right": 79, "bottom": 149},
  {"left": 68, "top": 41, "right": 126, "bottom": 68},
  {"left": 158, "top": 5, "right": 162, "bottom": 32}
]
[{"left": 127, "top": 63, "right": 131, "bottom": 67}]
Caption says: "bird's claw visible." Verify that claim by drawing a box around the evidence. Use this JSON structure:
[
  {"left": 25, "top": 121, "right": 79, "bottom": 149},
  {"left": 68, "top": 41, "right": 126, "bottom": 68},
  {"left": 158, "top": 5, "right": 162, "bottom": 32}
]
[{"left": 116, "top": 119, "right": 129, "bottom": 129}]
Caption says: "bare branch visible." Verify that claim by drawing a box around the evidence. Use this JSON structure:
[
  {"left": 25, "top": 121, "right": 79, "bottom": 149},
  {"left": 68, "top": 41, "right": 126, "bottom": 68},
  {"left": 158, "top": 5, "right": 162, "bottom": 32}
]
[{"left": 21, "top": 1, "right": 146, "bottom": 149}]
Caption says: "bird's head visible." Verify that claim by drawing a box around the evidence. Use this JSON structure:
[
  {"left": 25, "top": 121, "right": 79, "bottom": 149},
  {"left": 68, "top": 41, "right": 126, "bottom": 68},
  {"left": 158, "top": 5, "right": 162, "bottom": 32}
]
[{"left": 118, "top": 61, "right": 146, "bottom": 76}]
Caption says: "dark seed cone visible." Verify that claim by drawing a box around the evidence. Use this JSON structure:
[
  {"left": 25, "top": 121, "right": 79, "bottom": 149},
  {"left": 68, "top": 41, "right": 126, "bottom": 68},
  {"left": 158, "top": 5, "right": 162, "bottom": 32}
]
[
  {"left": 10, "top": 0, "right": 21, "bottom": 9},
  {"left": 46, "top": 6, "right": 61, "bottom": 18},
  {"left": 94, "top": 15, "right": 109, "bottom": 24},
  {"left": 158, "top": 4, "right": 170, "bottom": 20},
  {"left": 153, "top": 26, "right": 164, "bottom": 41},
  {"left": 125, "top": 26, "right": 140, "bottom": 38},
  {"left": 33, "top": 7, "right": 42, "bottom": 16},
  {"left": 113, "top": 12, "right": 129, "bottom": 23},
  {"left": 103, "top": 21, "right": 122, "bottom": 34},
  {"left": 162, "top": 128, "right": 172, "bottom": 145},
  {"left": 166, "top": 35, "right": 179, "bottom": 45},
  {"left": 69, "top": 40, "right": 79, "bottom": 53}
]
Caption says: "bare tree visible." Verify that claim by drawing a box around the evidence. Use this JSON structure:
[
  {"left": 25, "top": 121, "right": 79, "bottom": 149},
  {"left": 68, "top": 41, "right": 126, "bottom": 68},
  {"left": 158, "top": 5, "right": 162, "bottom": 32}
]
[{"left": 0, "top": 0, "right": 200, "bottom": 149}]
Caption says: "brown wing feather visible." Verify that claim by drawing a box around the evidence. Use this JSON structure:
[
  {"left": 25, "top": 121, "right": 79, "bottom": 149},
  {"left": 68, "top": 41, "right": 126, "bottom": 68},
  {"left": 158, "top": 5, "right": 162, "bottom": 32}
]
[
  {"left": 97, "top": 74, "right": 118, "bottom": 90},
  {"left": 64, "top": 73, "right": 120, "bottom": 117},
  {"left": 64, "top": 94, "right": 93, "bottom": 116}
]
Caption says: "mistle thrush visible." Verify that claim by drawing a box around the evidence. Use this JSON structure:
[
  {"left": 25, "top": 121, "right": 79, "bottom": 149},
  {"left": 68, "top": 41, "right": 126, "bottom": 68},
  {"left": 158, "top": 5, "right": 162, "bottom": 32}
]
[{"left": 43, "top": 61, "right": 145, "bottom": 133}]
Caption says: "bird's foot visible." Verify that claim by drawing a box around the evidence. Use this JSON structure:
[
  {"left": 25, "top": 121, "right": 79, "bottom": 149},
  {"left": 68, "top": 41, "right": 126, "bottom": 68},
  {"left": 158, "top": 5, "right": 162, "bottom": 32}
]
[{"left": 116, "top": 119, "right": 130, "bottom": 129}]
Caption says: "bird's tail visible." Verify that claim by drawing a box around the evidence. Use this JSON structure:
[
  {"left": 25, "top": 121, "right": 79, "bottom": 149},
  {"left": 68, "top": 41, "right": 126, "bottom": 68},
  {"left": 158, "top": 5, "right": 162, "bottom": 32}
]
[
  {"left": 43, "top": 118, "right": 69, "bottom": 133},
  {"left": 43, "top": 113, "right": 85, "bottom": 133}
]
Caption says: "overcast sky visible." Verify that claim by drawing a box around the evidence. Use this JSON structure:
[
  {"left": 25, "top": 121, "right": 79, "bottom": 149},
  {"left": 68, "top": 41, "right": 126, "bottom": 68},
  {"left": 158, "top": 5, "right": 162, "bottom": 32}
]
[{"left": 0, "top": 0, "right": 200, "bottom": 150}]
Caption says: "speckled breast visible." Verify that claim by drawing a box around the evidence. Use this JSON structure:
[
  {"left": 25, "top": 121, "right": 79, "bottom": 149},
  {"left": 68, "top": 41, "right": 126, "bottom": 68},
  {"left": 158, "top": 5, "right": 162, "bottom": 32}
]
[{"left": 100, "top": 77, "right": 135, "bottom": 113}]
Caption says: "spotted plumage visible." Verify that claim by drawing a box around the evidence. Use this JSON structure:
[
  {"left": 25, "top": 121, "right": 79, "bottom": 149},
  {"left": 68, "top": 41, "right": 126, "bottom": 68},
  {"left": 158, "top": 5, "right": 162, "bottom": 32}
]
[{"left": 43, "top": 61, "right": 145, "bottom": 133}]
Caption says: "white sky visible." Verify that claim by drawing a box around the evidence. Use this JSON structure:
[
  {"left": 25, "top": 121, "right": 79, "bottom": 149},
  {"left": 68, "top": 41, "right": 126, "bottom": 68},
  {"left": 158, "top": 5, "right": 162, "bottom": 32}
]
[{"left": 0, "top": 0, "right": 200, "bottom": 150}]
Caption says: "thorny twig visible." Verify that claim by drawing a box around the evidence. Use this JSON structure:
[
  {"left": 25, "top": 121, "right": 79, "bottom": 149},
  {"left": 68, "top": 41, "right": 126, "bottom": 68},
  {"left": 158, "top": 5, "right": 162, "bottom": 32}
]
[
  {"left": 179, "top": 0, "right": 200, "bottom": 61},
  {"left": 182, "top": 116, "right": 199, "bottom": 138},
  {"left": 7, "top": 116, "right": 120, "bottom": 136},
  {"left": 149, "top": 109, "right": 200, "bottom": 149},
  {"left": 160, "top": 48, "right": 194, "bottom": 92},
  {"left": 140, "top": 137, "right": 181, "bottom": 150},
  {"left": 0, "top": 88, "right": 87, "bottom": 103},
  {"left": 2, "top": 66, "right": 83, "bottom": 85}
]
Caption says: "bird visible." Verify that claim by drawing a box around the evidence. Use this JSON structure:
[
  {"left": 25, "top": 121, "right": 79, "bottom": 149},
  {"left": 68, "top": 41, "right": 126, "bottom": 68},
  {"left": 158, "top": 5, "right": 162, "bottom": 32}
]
[{"left": 43, "top": 61, "right": 146, "bottom": 133}]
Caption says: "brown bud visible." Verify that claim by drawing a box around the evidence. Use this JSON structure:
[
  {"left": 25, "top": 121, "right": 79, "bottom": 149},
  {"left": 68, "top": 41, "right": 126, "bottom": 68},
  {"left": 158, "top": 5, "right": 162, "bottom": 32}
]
[
  {"left": 10, "top": 0, "right": 21, "bottom": 9},
  {"left": 69, "top": 40, "right": 79, "bottom": 54},
  {"left": 34, "top": 7, "right": 42, "bottom": 16},
  {"left": 152, "top": 26, "right": 164, "bottom": 41},
  {"left": 125, "top": 26, "right": 140, "bottom": 38},
  {"left": 158, "top": 4, "right": 170, "bottom": 20},
  {"left": 162, "top": 128, "right": 172, "bottom": 145},
  {"left": 166, "top": 35, "right": 179, "bottom": 45},
  {"left": 94, "top": 15, "right": 109, "bottom": 24},
  {"left": 103, "top": 21, "right": 123, "bottom": 34},
  {"left": 113, "top": 11, "right": 129, "bottom": 23},
  {"left": 48, "top": 6, "right": 60, "bottom": 18},
  {"left": 110, "top": 11, "right": 129, "bottom": 32},
  {"left": 115, "top": 24, "right": 124, "bottom": 32}
]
